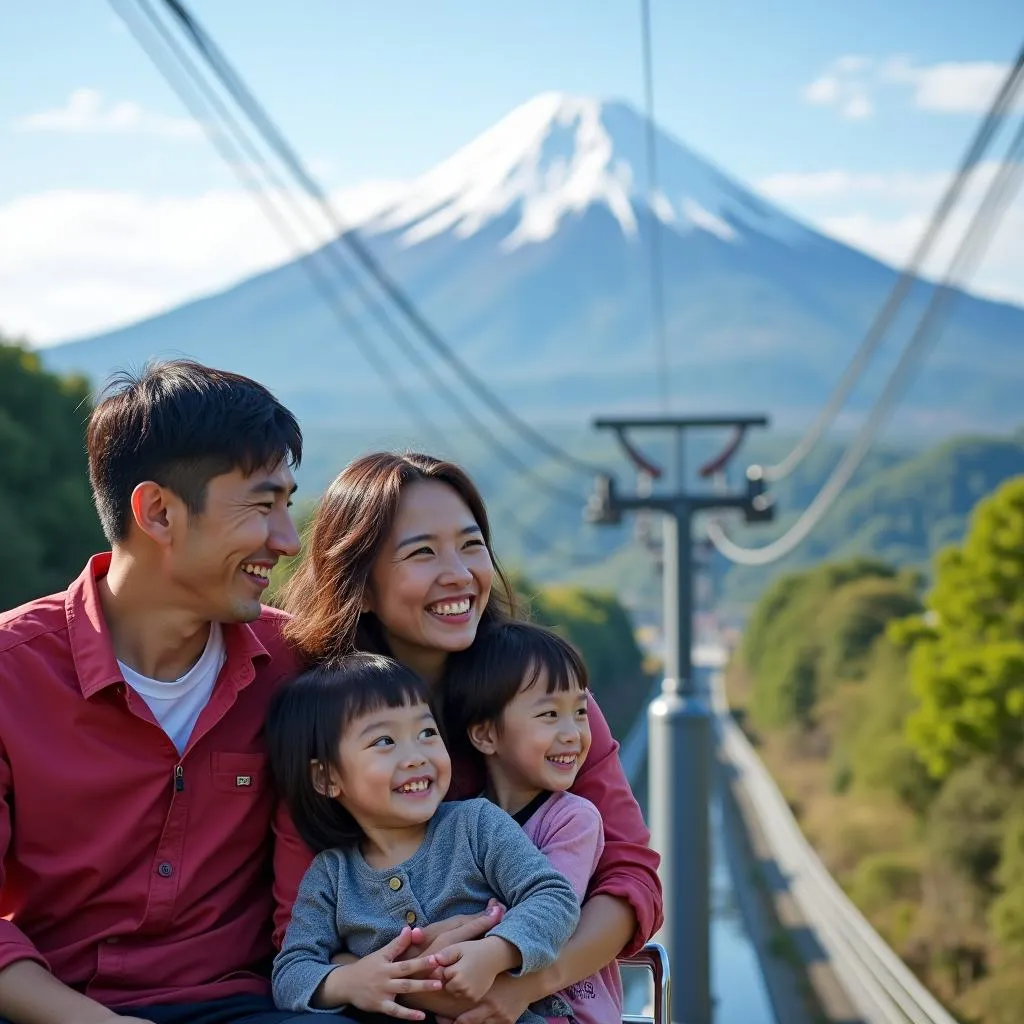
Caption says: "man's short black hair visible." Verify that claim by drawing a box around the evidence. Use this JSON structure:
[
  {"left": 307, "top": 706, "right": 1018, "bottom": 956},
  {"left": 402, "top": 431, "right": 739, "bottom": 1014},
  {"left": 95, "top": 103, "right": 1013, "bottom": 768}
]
[
  {"left": 86, "top": 359, "right": 302, "bottom": 543},
  {"left": 437, "top": 621, "right": 589, "bottom": 757}
]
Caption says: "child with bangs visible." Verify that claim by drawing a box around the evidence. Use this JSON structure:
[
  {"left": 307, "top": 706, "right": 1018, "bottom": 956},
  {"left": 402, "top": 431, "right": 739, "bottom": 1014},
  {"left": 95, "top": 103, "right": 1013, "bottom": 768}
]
[
  {"left": 439, "top": 622, "right": 624, "bottom": 1024},
  {"left": 266, "top": 653, "right": 580, "bottom": 1023}
]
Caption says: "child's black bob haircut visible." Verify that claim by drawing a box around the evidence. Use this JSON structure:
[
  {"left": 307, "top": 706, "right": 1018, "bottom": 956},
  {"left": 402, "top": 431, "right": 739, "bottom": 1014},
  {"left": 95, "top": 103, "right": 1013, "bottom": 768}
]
[
  {"left": 438, "top": 621, "right": 589, "bottom": 757},
  {"left": 266, "top": 653, "right": 430, "bottom": 853}
]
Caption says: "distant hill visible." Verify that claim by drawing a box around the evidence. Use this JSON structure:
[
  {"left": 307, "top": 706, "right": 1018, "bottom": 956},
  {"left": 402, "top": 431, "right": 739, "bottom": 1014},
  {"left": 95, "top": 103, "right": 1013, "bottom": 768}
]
[{"left": 713, "top": 434, "right": 1024, "bottom": 609}]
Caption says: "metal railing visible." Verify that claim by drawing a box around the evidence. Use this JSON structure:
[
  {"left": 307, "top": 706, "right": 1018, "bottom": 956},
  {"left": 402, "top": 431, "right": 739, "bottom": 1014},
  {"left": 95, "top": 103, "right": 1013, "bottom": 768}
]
[
  {"left": 620, "top": 941, "right": 672, "bottom": 1024},
  {"left": 709, "top": 662, "right": 960, "bottom": 1024}
]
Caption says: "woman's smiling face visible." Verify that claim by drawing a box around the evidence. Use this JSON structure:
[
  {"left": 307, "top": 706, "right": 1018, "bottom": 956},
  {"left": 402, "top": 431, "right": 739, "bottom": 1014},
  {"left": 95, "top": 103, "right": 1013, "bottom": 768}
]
[{"left": 364, "top": 479, "right": 494, "bottom": 680}]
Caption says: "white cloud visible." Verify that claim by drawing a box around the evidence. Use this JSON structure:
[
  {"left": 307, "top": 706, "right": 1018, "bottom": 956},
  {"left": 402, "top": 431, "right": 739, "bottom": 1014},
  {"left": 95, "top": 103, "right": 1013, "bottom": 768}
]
[
  {"left": 805, "top": 76, "right": 840, "bottom": 105},
  {"left": 756, "top": 161, "right": 1024, "bottom": 306},
  {"left": 759, "top": 167, "right": 956, "bottom": 202},
  {"left": 803, "top": 54, "right": 1023, "bottom": 119},
  {"left": 833, "top": 55, "right": 871, "bottom": 75},
  {"left": 882, "top": 57, "right": 1024, "bottom": 114},
  {"left": 818, "top": 206, "right": 1024, "bottom": 307},
  {"left": 13, "top": 88, "right": 202, "bottom": 139},
  {"left": 0, "top": 181, "right": 408, "bottom": 345},
  {"left": 803, "top": 55, "right": 874, "bottom": 120},
  {"left": 843, "top": 94, "right": 873, "bottom": 120}
]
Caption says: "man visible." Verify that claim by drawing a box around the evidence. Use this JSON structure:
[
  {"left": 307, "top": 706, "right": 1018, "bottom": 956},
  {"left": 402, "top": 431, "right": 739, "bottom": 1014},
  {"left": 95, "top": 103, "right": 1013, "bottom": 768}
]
[{"left": 0, "top": 362, "right": 481, "bottom": 1024}]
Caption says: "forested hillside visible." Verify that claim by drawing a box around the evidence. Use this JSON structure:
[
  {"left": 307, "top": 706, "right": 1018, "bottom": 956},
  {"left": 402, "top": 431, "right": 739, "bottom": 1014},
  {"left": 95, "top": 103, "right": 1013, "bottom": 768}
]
[{"left": 728, "top": 476, "right": 1024, "bottom": 1023}]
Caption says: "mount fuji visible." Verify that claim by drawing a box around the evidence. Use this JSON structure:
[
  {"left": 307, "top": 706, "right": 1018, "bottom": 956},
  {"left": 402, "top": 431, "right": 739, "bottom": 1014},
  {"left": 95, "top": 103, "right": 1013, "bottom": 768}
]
[{"left": 43, "top": 93, "right": 1024, "bottom": 437}]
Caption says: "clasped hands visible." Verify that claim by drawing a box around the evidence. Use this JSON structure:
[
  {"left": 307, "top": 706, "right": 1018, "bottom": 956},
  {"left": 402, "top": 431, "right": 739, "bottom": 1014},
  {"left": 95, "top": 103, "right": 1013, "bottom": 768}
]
[{"left": 328, "top": 899, "right": 511, "bottom": 1020}]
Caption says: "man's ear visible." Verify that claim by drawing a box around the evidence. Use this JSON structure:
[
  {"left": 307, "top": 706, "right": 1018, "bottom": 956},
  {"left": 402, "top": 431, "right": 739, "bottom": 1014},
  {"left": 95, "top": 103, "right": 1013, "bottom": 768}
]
[
  {"left": 310, "top": 760, "right": 341, "bottom": 798},
  {"left": 129, "top": 481, "right": 182, "bottom": 547},
  {"left": 467, "top": 720, "right": 499, "bottom": 756}
]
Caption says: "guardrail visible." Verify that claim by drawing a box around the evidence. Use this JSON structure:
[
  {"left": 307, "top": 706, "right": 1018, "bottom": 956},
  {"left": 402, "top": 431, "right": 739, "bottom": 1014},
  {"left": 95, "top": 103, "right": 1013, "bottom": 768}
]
[
  {"left": 620, "top": 942, "right": 671, "bottom": 1024},
  {"left": 709, "top": 660, "right": 960, "bottom": 1024}
]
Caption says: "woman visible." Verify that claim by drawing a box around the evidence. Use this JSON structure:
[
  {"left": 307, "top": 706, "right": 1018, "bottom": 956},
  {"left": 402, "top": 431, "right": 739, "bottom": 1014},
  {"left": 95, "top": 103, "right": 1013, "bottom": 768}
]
[{"left": 277, "top": 452, "right": 662, "bottom": 1024}]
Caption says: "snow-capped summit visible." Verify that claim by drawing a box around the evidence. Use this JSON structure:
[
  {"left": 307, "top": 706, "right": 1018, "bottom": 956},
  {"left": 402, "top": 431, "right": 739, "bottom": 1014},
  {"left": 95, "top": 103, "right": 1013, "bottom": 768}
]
[{"left": 348, "top": 93, "right": 805, "bottom": 251}]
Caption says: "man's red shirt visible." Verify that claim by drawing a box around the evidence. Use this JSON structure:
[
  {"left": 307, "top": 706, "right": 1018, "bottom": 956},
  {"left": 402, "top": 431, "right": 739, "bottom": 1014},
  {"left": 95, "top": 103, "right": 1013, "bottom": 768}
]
[{"left": 0, "top": 554, "right": 304, "bottom": 1008}]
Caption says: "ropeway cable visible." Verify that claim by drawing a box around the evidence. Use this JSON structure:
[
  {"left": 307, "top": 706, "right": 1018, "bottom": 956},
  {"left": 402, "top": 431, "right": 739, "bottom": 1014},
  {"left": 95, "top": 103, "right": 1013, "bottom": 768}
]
[
  {"left": 761, "top": 42, "right": 1024, "bottom": 484},
  {"left": 156, "top": 0, "right": 610, "bottom": 481},
  {"left": 114, "top": 0, "right": 590, "bottom": 509},
  {"left": 708, "top": 115, "right": 1024, "bottom": 566}
]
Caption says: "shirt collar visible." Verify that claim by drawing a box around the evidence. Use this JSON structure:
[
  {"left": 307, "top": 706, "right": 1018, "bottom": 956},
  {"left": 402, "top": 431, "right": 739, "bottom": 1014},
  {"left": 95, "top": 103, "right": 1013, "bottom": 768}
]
[{"left": 66, "top": 552, "right": 271, "bottom": 699}]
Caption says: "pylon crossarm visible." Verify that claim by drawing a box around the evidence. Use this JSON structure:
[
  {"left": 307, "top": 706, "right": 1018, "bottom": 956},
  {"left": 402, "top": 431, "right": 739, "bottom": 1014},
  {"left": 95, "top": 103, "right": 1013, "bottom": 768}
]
[
  {"left": 697, "top": 425, "right": 748, "bottom": 478},
  {"left": 608, "top": 426, "right": 664, "bottom": 480}
]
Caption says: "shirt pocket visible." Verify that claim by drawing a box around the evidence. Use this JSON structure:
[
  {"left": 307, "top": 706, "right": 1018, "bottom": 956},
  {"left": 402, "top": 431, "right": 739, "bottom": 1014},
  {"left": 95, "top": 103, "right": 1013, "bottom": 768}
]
[{"left": 210, "top": 751, "right": 267, "bottom": 795}]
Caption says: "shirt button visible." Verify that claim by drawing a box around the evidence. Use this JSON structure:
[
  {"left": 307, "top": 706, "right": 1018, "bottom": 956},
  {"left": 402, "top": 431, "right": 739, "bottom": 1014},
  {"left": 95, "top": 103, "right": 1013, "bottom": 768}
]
[
  {"left": 405, "top": 911, "right": 417, "bottom": 925},
  {"left": 388, "top": 877, "right": 402, "bottom": 891},
  {"left": 105, "top": 936, "right": 120, "bottom": 944},
  {"left": 157, "top": 862, "right": 173, "bottom": 878}
]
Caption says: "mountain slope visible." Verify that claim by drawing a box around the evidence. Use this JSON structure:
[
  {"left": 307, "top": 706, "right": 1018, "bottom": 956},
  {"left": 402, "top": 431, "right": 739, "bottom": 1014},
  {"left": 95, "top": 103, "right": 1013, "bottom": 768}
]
[{"left": 42, "top": 93, "right": 1024, "bottom": 437}]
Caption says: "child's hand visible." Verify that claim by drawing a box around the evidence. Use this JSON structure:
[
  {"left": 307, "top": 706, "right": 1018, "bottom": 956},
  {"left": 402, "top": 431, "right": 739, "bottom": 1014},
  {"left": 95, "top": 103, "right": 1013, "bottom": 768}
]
[
  {"left": 434, "top": 936, "right": 521, "bottom": 1003},
  {"left": 319, "top": 927, "right": 443, "bottom": 1020},
  {"left": 402, "top": 901, "right": 505, "bottom": 960}
]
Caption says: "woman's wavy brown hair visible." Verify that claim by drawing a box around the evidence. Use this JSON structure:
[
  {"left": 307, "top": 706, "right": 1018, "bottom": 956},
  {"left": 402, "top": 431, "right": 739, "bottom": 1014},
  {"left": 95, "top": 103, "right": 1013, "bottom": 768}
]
[{"left": 281, "top": 451, "right": 517, "bottom": 666}]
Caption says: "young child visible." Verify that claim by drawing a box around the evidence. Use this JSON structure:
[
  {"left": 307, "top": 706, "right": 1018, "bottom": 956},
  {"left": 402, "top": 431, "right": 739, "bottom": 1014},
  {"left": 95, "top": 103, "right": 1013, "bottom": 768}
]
[
  {"left": 440, "top": 621, "right": 625, "bottom": 1024},
  {"left": 267, "top": 653, "right": 580, "bottom": 1023}
]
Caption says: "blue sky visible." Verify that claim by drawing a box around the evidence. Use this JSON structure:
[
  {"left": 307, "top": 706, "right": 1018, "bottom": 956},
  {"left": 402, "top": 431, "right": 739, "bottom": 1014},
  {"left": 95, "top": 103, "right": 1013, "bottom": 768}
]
[{"left": 2, "top": 0, "right": 1022, "bottom": 343}]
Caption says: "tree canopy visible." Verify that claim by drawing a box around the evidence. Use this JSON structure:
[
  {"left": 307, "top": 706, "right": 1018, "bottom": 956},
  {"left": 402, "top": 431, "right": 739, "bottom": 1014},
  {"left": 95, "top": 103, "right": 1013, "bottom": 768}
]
[
  {"left": 740, "top": 557, "right": 919, "bottom": 729},
  {"left": 733, "top": 472, "right": 1024, "bottom": 1021},
  {"left": 895, "top": 477, "right": 1024, "bottom": 782},
  {"left": 0, "top": 337, "right": 104, "bottom": 611}
]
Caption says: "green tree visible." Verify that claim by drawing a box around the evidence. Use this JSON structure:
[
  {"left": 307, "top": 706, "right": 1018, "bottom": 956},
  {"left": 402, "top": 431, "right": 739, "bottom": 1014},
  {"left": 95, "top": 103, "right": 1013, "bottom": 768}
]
[
  {"left": 990, "top": 810, "right": 1024, "bottom": 956},
  {"left": 741, "top": 558, "right": 911, "bottom": 729},
  {"left": 818, "top": 575, "right": 921, "bottom": 688},
  {"left": 523, "top": 579, "right": 648, "bottom": 738},
  {"left": 895, "top": 477, "right": 1024, "bottom": 781},
  {"left": 927, "top": 758, "right": 1017, "bottom": 894},
  {"left": 842, "top": 637, "right": 936, "bottom": 813},
  {"left": 0, "top": 338, "right": 104, "bottom": 611}
]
